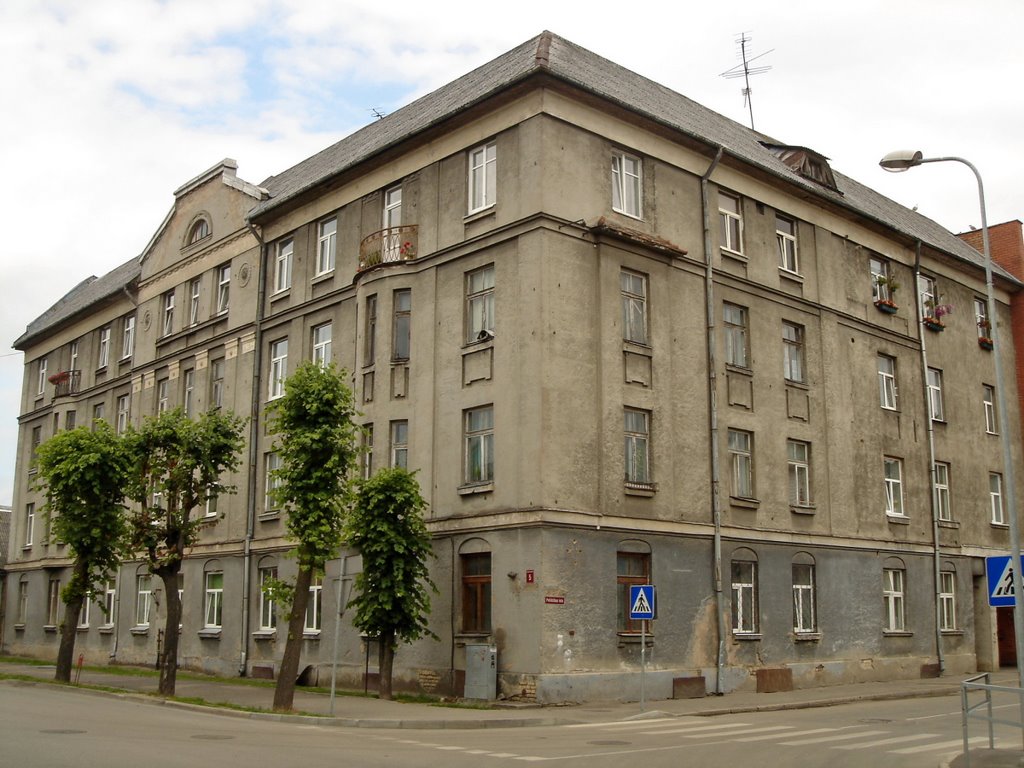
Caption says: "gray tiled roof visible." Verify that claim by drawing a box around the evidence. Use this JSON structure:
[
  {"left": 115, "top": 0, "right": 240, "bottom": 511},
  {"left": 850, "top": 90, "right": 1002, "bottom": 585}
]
[
  {"left": 252, "top": 31, "right": 1010, "bottom": 281},
  {"left": 14, "top": 257, "right": 140, "bottom": 351}
]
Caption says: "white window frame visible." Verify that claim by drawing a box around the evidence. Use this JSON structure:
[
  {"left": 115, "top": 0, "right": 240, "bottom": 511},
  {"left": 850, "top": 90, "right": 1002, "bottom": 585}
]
[
  {"left": 787, "top": 440, "right": 811, "bottom": 507},
  {"left": 870, "top": 257, "right": 890, "bottom": 303},
  {"left": 927, "top": 367, "right": 945, "bottom": 422},
  {"left": 723, "top": 304, "right": 749, "bottom": 368},
  {"left": 47, "top": 578, "right": 61, "bottom": 626},
  {"left": 37, "top": 358, "right": 47, "bottom": 395},
  {"left": 468, "top": 142, "right": 497, "bottom": 213},
  {"left": 274, "top": 238, "right": 293, "bottom": 294},
  {"left": 934, "top": 462, "right": 951, "bottom": 522},
  {"left": 98, "top": 327, "right": 110, "bottom": 369},
  {"left": 135, "top": 574, "right": 152, "bottom": 627},
  {"left": 361, "top": 424, "right": 374, "bottom": 480},
  {"left": 102, "top": 579, "right": 116, "bottom": 627},
  {"left": 975, "top": 297, "right": 990, "bottom": 339},
  {"left": 268, "top": 339, "right": 288, "bottom": 400},
  {"left": 776, "top": 214, "right": 798, "bottom": 274},
  {"left": 728, "top": 429, "right": 754, "bottom": 499},
  {"left": 183, "top": 369, "right": 195, "bottom": 418},
  {"left": 305, "top": 574, "right": 323, "bottom": 633},
  {"left": 466, "top": 265, "right": 495, "bottom": 343},
  {"left": 940, "top": 571, "right": 957, "bottom": 631},
  {"left": 464, "top": 405, "right": 494, "bottom": 485},
  {"left": 990, "top": 472, "right": 1005, "bottom": 525},
  {"left": 316, "top": 217, "right": 337, "bottom": 275},
  {"left": 624, "top": 408, "right": 651, "bottom": 485},
  {"left": 210, "top": 358, "right": 224, "bottom": 409},
  {"left": 312, "top": 323, "right": 332, "bottom": 367},
  {"left": 17, "top": 578, "right": 28, "bottom": 624},
  {"left": 24, "top": 502, "right": 34, "bottom": 547},
  {"left": 782, "top": 322, "right": 805, "bottom": 383},
  {"left": 259, "top": 567, "right": 277, "bottom": 630},
  {"left": 719, "top": 191, "right": 743, "bottom": 255},
  {"left": 984, "top": 385, "right": 997, "bottom": 434},
  {"left": 390, "top": 420, "right": 408, "bottom": 469},
  {"left": 883, "top": 568, "right": 906, "bottom": 632},
  {"left": 216, "top": 264, "right": 230, "bottom": 315},
  {"left": 884, "top": 456, "right": 905, "bottom": 517},
  {"left": 69, "top": 341, "right": 79, "bottom": 373},
  {"left": 918, "top": 274, "right": 937, "bottom": 314},
  {"left": 792, "top": 562, "right": 816, "bottom": 634},
  {"left": 162, "top": 291, "right": 175, "bottom": 337},
  {"left": 265, "top": 452, "right": 282, "bottom": 511},
  {"left": 731, "top": 558, "right": 758, "bottom": 634},
  {"left": 611, "top": 151, "right": 642, "bottom": 219},
  {"left": 189, "top": 278, "right": 201, "bottom": 326},
  {"left": 204, "top": 571, "right": 223, "bottom": 629},
  {"left": 77, "top": 592, "right": 91, "bottom": 628},
  {"left": 157, "top": 378, "right": 169, "bottom": 414},
  {"left": 878, "top": 354, "right": 898, "bottom": 410},
  {"left": 621, "top": 270, "right": 648, "bottom": 345},
  {"left": 116, "top": 394, "right": 130, "bottom": 434},
  {"left": 121, "top": 316, "right": 135, "bottom": 359}
]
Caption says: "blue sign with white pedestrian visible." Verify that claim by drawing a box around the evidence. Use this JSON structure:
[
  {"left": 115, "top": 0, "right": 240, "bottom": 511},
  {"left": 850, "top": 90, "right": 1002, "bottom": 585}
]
[
  {"left": 629, "top": 584, "right": 656, "bottom": 620},
  {"left": 987, "top": 555, "right": 1017, "bottom": 607}
]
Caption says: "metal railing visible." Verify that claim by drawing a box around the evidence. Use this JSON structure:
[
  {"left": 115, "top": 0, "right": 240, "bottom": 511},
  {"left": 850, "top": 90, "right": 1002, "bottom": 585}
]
[
  {"left": 358, "top": 225, "right": 418, "bottom": 272},
  {"left": 960, "top": 672, "right": 1024, "bottom": 767},
  {"left": 50, "top": 369, "right": 81, "bottom": 399}
]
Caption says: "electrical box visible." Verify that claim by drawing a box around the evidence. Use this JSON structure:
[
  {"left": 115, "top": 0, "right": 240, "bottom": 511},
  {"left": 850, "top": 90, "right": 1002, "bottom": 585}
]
[{"left": 464, "top": 643, "right": 497, "bottom": 700}]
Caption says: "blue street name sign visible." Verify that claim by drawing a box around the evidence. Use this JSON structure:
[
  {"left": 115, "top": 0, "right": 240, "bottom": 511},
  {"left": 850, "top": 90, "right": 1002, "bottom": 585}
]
[
  {"left": 629, "top": 584, "right": 656, "bottom": 620},
  {"left": 987, "top": 555, "right": 1017, "bottom": 607}
]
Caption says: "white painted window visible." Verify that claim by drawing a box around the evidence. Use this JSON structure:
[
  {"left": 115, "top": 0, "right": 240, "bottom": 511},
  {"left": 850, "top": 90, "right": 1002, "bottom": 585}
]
[
  {"left": 621, "top": 270, "right": 648, "bottom": 345},
  {"left": 611, "top": 151, "right": 642, "bottom": 218},
  {"left": 135, "top": 574, "right": 152, "bottom": 627},
  {"left": 264, "top": 453, "right": 282, "bottom": 511},
  {"left": 361, "top": 424, "right": 374, "bottom": 480},
  {"left": 268, "top": 339, "right": 288, "bottom": 400},
  {"left": 728, "top": 429, "right": 754, "bottom": 499},
  {"left": 940, "top": 571, "right": 957, "bottom": 631},
  {"left": 162, "top": 291, "right": 175, "bottom": 337},
  {"left": 776, "top": 215, "right": 798, "bottom": 273},
  {"left": 259, "top": 567, "right": 277, "bottom": 630},
  {"left": 69, "top": 341, "right": 79, "bottom": 373},
  {"left": 24, "top": 503, "right": 34, "bottom": 547},
  {"left": 466, "top": 265, "right": 495, "bottom": 343},
  {"left": 156, "top": 379, "right": 169, "bottom": 414},
  {"left": 792, "top": 561, "right": 816, "bottom": 633},
  {"left": 274, "top": 238, "right": 293, "bottom": 293},
  {"left": 884, "top": 456, "right": 904, "bottom": 517},
  {"left": 47, "top": 578, "right": 61, "bottom": 626},
  {"left": 102, "top": 580, "right": 116, "bottom": 627},
  {"left": 37, "top": 357, "right": 47, "bottom": 395},
  {"left": 464, "top": 405, "right": 494, "bottom": 485},
  {"left": 317, "top": 217, "right": 337, "bottom": 275},
  {"left": 98, "top": 327, "right": 110, "bottom": 368},
  {"left": 204, "top": 571, "right": 223, "bottom": 628},
  {"left": 782, "top": 322, "right": 805, "bottom": 382},
  {"left": 934, "top": 462, "right": 951, "bottom": 522},
  {"left": 731, "top": 556, "right": 758, "bottom": 634},
  {"left": 312, "top": 323, "right": 332, "bottom": 367},
  {"left": 116, "top": 394, "right": 130, "bottom": 434},
  {"left": 383, "top": 186, "right": 402, "bottom": 228},
  {"left": 724, "top": 304, "right": 749, "bottom": 368},
  {"left": 719, "top": 191, "right": 743, "bottom": 255},
  {"left": 990, "top": 472, "right": 1005, "bottom": 525},
  {"left": 183, "top": 370, "right": 195, "bottom": 418},
  {"left": 927, "top": 367, "right": 944, "bottom": 421},
  {"left": 788, "top": 440, "right": 811, "bottom": 506},
  {"left": 305, "top": 575, "right": 323, "bottom": 632},
  {"left": 878, "top": 354, "right": 898, "bottom": 410},
  {"left": 189, "top": 278, "right": 201, "bottom": 326},
  {"left": 121, "top": 316, "right": 135, "bottom": 359},
  {"left": 918, "top": 274, "right": 937, "bottom": 314},
  {"left": 983, "top": 385, "right": 997, "bottom": 434},
  {"left": 216, "top": 264, "right": 230, "bottom": 315},
  {"left": 468, "top": 142, "right": 497, "bottom": 213},
  {"left": 78, "top": 594, "right": 90, "bottom": 628},
  {"left": 883, "top": 568, "right": 905, "bottom": 632},
  {"left": 624, "top": 408, "right": 651, "bottom": 485},
  {"left": 870, "top": 257, "right": 891, "bottom": 303},
  {"left": 975, "top": 297, "right": 990, "bottom": 339},
  {"left": 390, "top": 420, "right": 408, "bottom": 469},
  {"left": 209, "top": 358, "right": 224, "bottom": 409}
]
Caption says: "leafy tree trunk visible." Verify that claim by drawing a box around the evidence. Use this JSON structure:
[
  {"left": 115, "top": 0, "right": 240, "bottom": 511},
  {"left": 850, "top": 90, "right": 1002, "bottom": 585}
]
[
  {"left": 55, "top": 561, "right": 88, "bottom": 682},
  {"left": 273, "top": 564, "right": 313, "bottom": 711},
  {"left": 157, "top": 567, "right": 182, "bottom": 696},
  {"left": 379, "top": 628, "right": 396, "bottom": 700}
]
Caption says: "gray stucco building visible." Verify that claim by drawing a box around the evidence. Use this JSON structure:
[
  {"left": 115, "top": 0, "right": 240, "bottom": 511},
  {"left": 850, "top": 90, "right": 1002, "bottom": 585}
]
[{"left": 5, "top": 32, "right": 1021, "bottom": 704}]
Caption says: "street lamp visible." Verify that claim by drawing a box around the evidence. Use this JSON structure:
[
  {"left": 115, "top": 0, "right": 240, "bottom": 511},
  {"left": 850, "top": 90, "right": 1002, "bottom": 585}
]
[{"left": 880, "top": 150, "right": 1024, "bottom": 691}]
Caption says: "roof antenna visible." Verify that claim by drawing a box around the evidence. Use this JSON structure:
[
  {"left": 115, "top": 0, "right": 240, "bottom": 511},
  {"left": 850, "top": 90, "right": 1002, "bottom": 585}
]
[
  {"left": 369, "top": 108, "right": 387, "bottom": 120},
  {"left": 719, "top": 32, "right": 773, "bottom": 131}
]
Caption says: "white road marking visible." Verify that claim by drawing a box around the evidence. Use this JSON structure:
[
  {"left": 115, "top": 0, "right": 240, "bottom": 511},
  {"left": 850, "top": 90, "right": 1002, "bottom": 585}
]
[
  {"left": 834, "top": 733, "right": 937, "bottom": 749},
  {"left": 781, "top": 729, "right": 886, "bottom": 745}
]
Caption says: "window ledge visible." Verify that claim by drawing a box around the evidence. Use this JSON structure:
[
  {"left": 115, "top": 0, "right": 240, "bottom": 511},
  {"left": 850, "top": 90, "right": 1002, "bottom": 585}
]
[
  {"left": 198, "top": 628, "right": 222, "bottom": 639},
  {"left": 732, "top": 632, "right": 762, "bottom": 641},
  {"left": 779, "top": 268, "right": 804, "bottom": 283},
  {"left": 462, "top": 335, "right": 494, "bottom": 351},
  {"left": 794, "top": 632, "right": 822, "bottom": 642},
  {"left": 464, "top": 206, "right": 496, "bottom": 224},
  {"left": 883, "top": 630, "right": 913, "bottom": 637},
  {"left": 730, "top": 496, "right": 760, "bottom": 510},
  {"left": 938, "top": 520, "right": 960, "bottom": 529},
  {"left": 617, "top": 633, "right": 654, "bottom": 646},
  {"left": 455, "top": 632, "right": 492, "bottom": 645},
  {"left": 941, "top": 629, "right": 965, "bottom": 637},
  {"left": 611, "top": 208, "right": 643, "bottom": 222},
  {"left": 791, "top": 504, "right": 817, "bottom": 515},
  {"left": 459, "top": 482, "right": 494, "bottom": 496},
  {"left": 270, "top": 288, "right": 291, "bottom": 302},
  {"left": 76, "top": 626, "right": 89, "bottom": 633},
  {"left": 259, "top": 511, "right": 281, "bottom": 522},
  {"left": 785, "top": 379, "right": 809, "bottom": 391},
  {"left": 725, "top": 363, "right": 753, "bottom": 376},
  {"left": 99, "top": 626, "right": 114, "bottom": 635},
  {"left": 130, "top": 626, "right": 150, "bottom": 636},
  {"left": 886, "top": 514, "right": 910, "bottom": 525},
  {"left": 43, "top": 625, "right": 57, "bottom": 634},
  {"left": 303, "top": 631, "right": 321, "bottom": 641},
  {"left": 623, "top": 339, "right": 652, "bottom": 354},
  {"left": 312, "top": 271, "right": 335, "bottom": 285},
  {"left": 625, "top": 482, "right": 657, "bottom": 497},
  {"left": 720, "top": 248, "right": 747, "bottom": 263},
  {"left": 252, "top": 630, "right": 277, "bottom": 641},
  {"left": 13, "top": 623, "right": 25, "bottom": 632},
  {"left": 991, "top": 522, "right": 1009, "bottom": 530}
]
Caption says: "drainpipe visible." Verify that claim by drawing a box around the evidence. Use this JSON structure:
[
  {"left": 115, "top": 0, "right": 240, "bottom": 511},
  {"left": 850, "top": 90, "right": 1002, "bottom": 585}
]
[
  {"left": 914, "top": 241, "right": 945, "bottom": 677},
  {"left": 239, "top": 221, "right": 267, "bottom": 676},
  {"left": 700, "top": 146, "right": 726, "bottom": 694}
]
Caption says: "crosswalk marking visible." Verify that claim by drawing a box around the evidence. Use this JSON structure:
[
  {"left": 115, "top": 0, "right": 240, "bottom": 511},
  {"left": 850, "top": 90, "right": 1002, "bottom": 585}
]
[
  {"left": 834, "top": 733, "right": 937, "bottom": 750},
  {"left": 644, "top": 722, "right": 751, "bottom": 735},
  {"left": 685, "top": 726, "right": 793, "bottom": 739},
  {"left": 781, "top": 729, "right": 886, "bottom": 746},
  {"left": 567, "top": 718, "right": 676, "bottom": 729},
  {"left": 889, "top": 736, "right": 989, "bottom": 755},
  {"left": 734, "top": 727, "right": 836, "bottom": 742}
]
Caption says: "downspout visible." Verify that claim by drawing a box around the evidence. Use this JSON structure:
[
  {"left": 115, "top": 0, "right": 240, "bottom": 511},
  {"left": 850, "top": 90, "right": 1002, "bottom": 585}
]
[
  {"left": 914, "top": 241, "right": 945, "bottom": 677},
  {"left": 700, "top": 146, "right": 726, "bottom": 694},
  {"left": 239, "top": 220, "right": 268, "bottom": 676}
]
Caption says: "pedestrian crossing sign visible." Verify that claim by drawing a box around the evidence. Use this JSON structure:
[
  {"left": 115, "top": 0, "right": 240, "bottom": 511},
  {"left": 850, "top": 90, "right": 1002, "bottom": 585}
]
[
  {"left": 987, "top": 555, "right": 1017, "bottom": 607},
  {"left": 629, "top": 584, "right": 656, "bottom": 620}
]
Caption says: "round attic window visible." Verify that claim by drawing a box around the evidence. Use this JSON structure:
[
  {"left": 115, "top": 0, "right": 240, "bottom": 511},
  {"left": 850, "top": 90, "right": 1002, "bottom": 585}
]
[{"left": 188, "top": 218, "right": 210, "bottom": 245}]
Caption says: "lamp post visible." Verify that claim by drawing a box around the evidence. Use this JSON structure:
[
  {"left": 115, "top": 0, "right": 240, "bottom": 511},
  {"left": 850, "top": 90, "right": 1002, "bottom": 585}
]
[{"left": 880, "top": 150, "right": 1024, "bottom": 691}]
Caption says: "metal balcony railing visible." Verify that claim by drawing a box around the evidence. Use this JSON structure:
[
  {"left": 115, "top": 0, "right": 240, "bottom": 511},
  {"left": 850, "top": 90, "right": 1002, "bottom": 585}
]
[
  {"left": 358, "top": 225, "right": 418, "bottom": 272},
  {"left": 50, "top": 370, "right": 81, "bottom": 400}
]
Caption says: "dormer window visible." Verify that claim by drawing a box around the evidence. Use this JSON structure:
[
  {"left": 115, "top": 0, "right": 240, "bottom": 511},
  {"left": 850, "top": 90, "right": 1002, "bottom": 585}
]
[
  {"left": 761, "top": 144, "right": 839, "bottom": 192},
  {"left": 188, "top": 218, "right": 210, "bottom": 245}
]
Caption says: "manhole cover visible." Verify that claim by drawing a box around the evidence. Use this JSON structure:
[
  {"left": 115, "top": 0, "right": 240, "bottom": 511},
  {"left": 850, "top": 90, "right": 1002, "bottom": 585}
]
[
  {"left": 191, "top": 734, "right": 235, "bottom": 741},
  {"left": 40, "top": 729, "right": 86, "bottom": 735},
  {"left": 588, "top": 740, "right": 631, "bottom": 746}
]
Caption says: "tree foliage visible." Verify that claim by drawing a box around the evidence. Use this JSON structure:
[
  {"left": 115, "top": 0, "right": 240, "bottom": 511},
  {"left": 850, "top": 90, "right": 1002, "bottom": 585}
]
[
  {"left": 345, "top": 467, "right": 437, "bottom": 699},
  {"left": 123, "top": 407, "right": 245, "bottom": 695},
  {"left": 266, "top": 362, "right": 360, "bottom": 711},
  {"left": 33, "top": 422, "right": 131, "bottom": 682}
]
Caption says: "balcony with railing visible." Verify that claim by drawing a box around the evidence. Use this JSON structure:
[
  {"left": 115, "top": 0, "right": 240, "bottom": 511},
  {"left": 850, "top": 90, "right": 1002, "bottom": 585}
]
[
  {"left": 358, "top": 225, "right": 418, "bottom": 272},
  {"left": 50, "top": 370, "right": 82, "bottom": 400}
]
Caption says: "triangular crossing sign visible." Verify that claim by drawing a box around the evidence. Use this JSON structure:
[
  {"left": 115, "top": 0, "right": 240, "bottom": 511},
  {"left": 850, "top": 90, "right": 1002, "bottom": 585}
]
[{"left": 631, "top": 589, "right": 652, "bottom": 616}]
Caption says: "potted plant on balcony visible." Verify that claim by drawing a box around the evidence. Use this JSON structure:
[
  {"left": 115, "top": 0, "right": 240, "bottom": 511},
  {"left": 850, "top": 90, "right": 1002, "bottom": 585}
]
[
  {"left": 978, "top": 317, "right": 994, "bottom": 350},
  {"left": 48, "top": 371, "right": 70, "bottom": 386},
  {"left": 874, "top": 275, "right": 899, "bottom": 314},
  {"left": 922, "top": 296, "right": 953, "bottom": 332},
  {"left": 399, "top": 240, "right": 416, "bottom": 258}
]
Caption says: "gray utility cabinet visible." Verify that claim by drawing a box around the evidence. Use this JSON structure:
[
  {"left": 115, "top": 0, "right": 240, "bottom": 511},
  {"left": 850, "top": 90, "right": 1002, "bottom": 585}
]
[{"left": 464, "top": 643, "right": 497, "bottom": 700}]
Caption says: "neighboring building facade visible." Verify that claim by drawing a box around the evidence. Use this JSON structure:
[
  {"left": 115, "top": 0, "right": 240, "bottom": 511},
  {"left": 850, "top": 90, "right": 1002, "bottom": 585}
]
[{"left": 5, "top": 33, "right": 1022, "bottom": 703}]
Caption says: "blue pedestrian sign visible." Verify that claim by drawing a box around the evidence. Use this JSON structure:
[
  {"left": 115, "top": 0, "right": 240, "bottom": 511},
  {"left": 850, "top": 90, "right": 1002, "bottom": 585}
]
[
  {"left": 987, "top": 555, "right": 1018, "bottom": 607},
  {"left": 629, "top": 585, "right": 656, "bottom": 620}
]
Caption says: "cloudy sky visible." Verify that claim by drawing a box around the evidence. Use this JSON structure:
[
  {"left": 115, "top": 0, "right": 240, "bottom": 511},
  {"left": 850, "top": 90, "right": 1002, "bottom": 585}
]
[{"left": 1, "top": 0, "right": 1021, "bottom": 507}]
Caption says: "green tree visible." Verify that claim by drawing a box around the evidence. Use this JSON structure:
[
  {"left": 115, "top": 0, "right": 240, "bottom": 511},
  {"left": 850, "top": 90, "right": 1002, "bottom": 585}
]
[
  {"left": 267, "top": 362, "right": 360, "bottom": 711},
  {"left": 34, "top": 423, "right": 131, "bottom": 682},
  {"left": 124, "top": 408, "right": 245, "bottom": 696},
  {"left": 345, "top": 467, "right": 437, "bottom": 700}
]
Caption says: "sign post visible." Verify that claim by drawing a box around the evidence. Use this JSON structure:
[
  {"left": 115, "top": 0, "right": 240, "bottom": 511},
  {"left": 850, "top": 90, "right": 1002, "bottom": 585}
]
[{"left": 629, "top": 584, "right": 656, "bottom": 711}]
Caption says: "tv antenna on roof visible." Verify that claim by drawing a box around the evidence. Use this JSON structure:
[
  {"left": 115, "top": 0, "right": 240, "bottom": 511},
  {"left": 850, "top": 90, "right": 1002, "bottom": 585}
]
[
  {"left": 369, "top": 108, "right": 387, "bottom": 120},
  {"left": 719, "top": 33, "right": 773, "bottom": 131}
]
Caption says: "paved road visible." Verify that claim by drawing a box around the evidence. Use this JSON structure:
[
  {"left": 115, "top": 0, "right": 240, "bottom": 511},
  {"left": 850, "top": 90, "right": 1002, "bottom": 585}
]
[{"left": 2, "top": 681, "right": 1021, "bottom": 767}]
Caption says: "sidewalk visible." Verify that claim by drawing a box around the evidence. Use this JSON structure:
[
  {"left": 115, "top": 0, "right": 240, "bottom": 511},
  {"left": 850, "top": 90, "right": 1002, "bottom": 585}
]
[{"left": 2, "top": 660, "right": 1021, "bottom": 764}]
